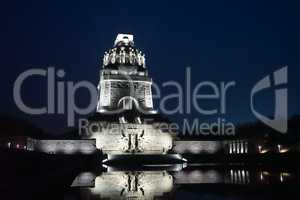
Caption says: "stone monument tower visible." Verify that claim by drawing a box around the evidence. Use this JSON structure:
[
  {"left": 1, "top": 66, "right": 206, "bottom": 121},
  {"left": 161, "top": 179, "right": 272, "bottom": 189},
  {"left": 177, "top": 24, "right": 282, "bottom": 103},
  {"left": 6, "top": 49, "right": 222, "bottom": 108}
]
[{"left": 86, "top": 34, "right": 181, "bottom": 162}]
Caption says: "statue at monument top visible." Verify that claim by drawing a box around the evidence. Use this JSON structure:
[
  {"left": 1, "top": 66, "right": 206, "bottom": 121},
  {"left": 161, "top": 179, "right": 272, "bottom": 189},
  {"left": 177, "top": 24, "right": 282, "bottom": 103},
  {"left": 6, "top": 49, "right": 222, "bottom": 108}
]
[{"left": 114, "top": 33, "right": 134, "bottom": 47}]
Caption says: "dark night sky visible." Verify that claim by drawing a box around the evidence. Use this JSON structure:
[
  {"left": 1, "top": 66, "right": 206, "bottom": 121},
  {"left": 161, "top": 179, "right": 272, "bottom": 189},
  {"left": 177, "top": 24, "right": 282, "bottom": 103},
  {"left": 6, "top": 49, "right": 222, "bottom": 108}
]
[{"left": 0, "top": 0, "right": 299, "bottom": 133}]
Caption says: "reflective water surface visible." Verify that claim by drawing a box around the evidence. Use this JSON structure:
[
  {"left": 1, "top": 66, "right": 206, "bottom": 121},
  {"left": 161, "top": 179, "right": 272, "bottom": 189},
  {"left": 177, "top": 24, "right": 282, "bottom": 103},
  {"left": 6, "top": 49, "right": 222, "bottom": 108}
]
[{"left": 66, "top": 164, "right": 300, "bottom": 200}]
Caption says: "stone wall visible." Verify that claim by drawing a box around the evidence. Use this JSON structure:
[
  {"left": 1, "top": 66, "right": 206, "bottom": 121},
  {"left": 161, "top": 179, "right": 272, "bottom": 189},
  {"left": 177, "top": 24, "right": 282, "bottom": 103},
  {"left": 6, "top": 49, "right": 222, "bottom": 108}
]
[
  {"left": 26, "top": 138, "right": 97, "bottom": 154},
  {"left": 173, "top": 141, "right": 224, "bottom": 154}
]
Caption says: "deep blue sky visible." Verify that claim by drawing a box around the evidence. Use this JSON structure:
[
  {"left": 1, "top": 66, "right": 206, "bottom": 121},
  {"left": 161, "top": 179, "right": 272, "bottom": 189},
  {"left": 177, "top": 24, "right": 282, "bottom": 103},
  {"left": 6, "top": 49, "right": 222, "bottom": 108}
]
[{"left": 0, "top": 0, "right": 298, "bottom": 133}]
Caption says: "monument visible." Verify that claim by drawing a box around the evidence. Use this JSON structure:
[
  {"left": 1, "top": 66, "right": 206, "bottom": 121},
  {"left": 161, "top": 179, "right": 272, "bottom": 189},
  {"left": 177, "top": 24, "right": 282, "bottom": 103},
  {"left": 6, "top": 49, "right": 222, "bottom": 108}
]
[
  {"left": 85, "top": 34, "right": 185, "bottom": 163},
  {"left": 26, "top": 34, "right": 253, "bottom": 161}
]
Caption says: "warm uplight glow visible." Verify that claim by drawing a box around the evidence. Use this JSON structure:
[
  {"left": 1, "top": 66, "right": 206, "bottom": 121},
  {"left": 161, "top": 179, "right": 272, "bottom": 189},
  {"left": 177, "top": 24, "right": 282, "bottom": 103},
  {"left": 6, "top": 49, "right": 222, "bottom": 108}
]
[
  {"left": 260, "top": 172, "right": 264, "bottom": 181},
  {"left": 278, "top": 144, "right": 289, "bottom": 153},
  {"left": 280, "top": 174, "right": 284, "bottom": 182},
  {"left": 258, "top": 145, "right": 269, "bottom": 154}
]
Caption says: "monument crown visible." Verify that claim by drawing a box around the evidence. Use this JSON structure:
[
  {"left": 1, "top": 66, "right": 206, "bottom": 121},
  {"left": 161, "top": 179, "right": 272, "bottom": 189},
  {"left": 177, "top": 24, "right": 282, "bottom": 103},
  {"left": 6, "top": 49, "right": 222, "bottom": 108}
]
[
  {"left": 97, "top": 34, "right": 153, "bottom": 113},
  {"left": 102, "top": 33, "right": 145, "bottom": 68}
]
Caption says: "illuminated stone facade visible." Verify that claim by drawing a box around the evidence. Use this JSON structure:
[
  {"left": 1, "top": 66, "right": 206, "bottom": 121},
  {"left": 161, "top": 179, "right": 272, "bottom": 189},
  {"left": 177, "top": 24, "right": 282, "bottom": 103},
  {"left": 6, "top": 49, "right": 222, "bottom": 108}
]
[
  {"left": 97, "top": 34, "right": 153, "bottom": 112},
  {"left": 86, "top": 34, "right": 176, "bottom": 156},
  {"left": 26, "top": 138, "right": 96, "bottom": 154},
  {"left": 88, "top": 122, "right": 173, "bottom": 154}
]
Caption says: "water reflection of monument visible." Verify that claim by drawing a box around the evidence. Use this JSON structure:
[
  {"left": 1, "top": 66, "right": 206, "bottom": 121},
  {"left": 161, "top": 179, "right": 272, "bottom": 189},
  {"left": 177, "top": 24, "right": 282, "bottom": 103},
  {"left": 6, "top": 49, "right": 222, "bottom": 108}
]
[
  {"left": 71, "top": 166, "right": 295, "bottom": 200},
  {"left": 88, "top": 171, "right": 173, "bottom": 199}
]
